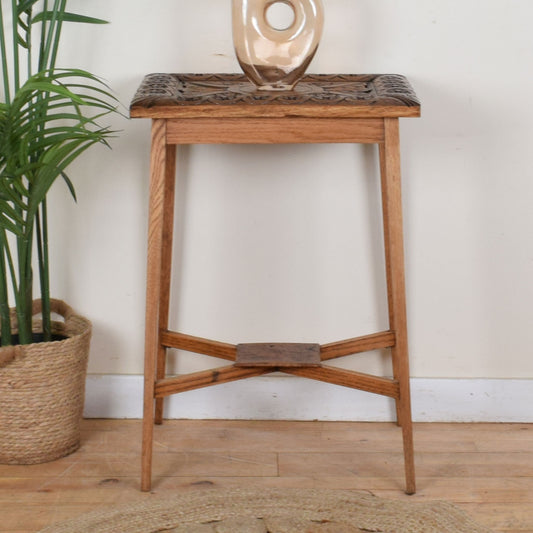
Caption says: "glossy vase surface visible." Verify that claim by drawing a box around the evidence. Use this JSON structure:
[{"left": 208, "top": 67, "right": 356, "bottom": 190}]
[{"left": 232, "top": 0, "right": 324, "bottom": 90}]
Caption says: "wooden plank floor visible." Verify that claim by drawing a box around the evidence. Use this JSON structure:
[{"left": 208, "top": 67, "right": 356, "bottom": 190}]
[{"left": 0, "top": 420, "right": 532, "bottom": 532}]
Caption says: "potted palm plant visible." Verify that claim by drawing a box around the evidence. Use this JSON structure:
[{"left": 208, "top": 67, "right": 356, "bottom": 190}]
[{"left": 0, "top": 1, "right": 118, "bottom": 463}]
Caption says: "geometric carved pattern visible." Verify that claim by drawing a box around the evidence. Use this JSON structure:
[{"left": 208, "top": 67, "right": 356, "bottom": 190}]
[{"left": 130, "top": 73, "right": 420, "bottom": 117}]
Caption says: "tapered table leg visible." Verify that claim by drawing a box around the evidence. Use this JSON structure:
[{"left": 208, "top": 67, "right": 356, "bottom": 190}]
[
  {"left": 141, "top": 119, "right": 170, "bottom": 492},
  {"left": 154, "top": 144, "right": 177, "bottom": 425},
  {"left": 379, "top": 117, "right": 416, "bottom": 495}
]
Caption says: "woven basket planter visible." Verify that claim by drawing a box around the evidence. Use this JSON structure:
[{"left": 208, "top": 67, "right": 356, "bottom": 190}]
[{"left": 0, "top": 299, "right": 91, "bottom": 464}]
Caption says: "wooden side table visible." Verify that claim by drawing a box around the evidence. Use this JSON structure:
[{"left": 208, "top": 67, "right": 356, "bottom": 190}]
[{"left": 130, "top": 73, "right": 421, "bottom": 494}]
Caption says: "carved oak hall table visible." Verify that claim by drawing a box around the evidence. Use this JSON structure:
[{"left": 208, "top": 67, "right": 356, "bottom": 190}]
[{"left": 130, "top": 73, "right": 421, "bottom": 494}]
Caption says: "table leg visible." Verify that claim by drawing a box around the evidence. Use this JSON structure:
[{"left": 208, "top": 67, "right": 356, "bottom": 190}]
[
  {"left": 379, "top": 117, "right": 416, "bottom": 495},
  {"left": 141, "top": 119, "right": 170, "bottom": 492},
  {"left": 154, "top": 144, "right": 177, "bottom": 425}
]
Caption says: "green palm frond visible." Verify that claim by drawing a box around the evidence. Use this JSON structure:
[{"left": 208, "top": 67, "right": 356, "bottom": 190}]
[
  {"left": 0, "top": 68, "right": 117, "bottom": 232},
  {"left": 32, "top": 10, "right": 108, "bottom": 25}
]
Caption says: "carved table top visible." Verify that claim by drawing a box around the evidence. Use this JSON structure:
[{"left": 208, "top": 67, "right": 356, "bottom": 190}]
[{"left": 130, "top": 73, "right": 420, "bottom": 119}]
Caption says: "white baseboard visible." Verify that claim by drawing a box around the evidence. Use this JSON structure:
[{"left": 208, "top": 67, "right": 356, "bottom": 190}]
[{"left": 84, "top": 375, "right": 533, "bottom": 423}]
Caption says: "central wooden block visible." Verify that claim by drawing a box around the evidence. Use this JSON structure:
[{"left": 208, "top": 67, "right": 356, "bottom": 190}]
[{"left": 235, "top": 343, "right": 321, "bottom": 367}]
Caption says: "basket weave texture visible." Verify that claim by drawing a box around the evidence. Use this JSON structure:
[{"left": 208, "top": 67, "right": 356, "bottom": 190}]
[
  {"left": 0, "top": 299, "right": 91, "bottom": 464},
  {"left": 39, "top": 488, "right": 495, "bottom": 533}
]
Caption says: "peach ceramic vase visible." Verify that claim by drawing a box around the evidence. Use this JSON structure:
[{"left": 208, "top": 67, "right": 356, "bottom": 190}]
[{"left": 232, "top": 0, "right": 324, "bottom": 90}]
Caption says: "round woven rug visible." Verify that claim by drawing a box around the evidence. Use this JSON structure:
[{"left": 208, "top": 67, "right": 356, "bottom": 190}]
[{"left": 39, "top": 488, "right": 494, "bottom": 533}]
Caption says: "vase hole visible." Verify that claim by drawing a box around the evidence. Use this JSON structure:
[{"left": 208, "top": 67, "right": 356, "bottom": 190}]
[{"left": 265, "top": 1, "right": 296, "bottom": 31}]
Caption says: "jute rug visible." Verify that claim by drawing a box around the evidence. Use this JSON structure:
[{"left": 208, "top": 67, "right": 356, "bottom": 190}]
[{"left": 39, "top": 488, "right": 494, "bottom": 533}]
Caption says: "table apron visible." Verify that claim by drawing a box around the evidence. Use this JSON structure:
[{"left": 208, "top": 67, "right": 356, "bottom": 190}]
[{"left": 165, "top": 117, "right": 385, "bottom": 144}]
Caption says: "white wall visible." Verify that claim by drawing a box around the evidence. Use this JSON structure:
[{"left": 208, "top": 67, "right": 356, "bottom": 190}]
[{"left": 46, "top": 0, "right": 533, "bottom": 395}]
